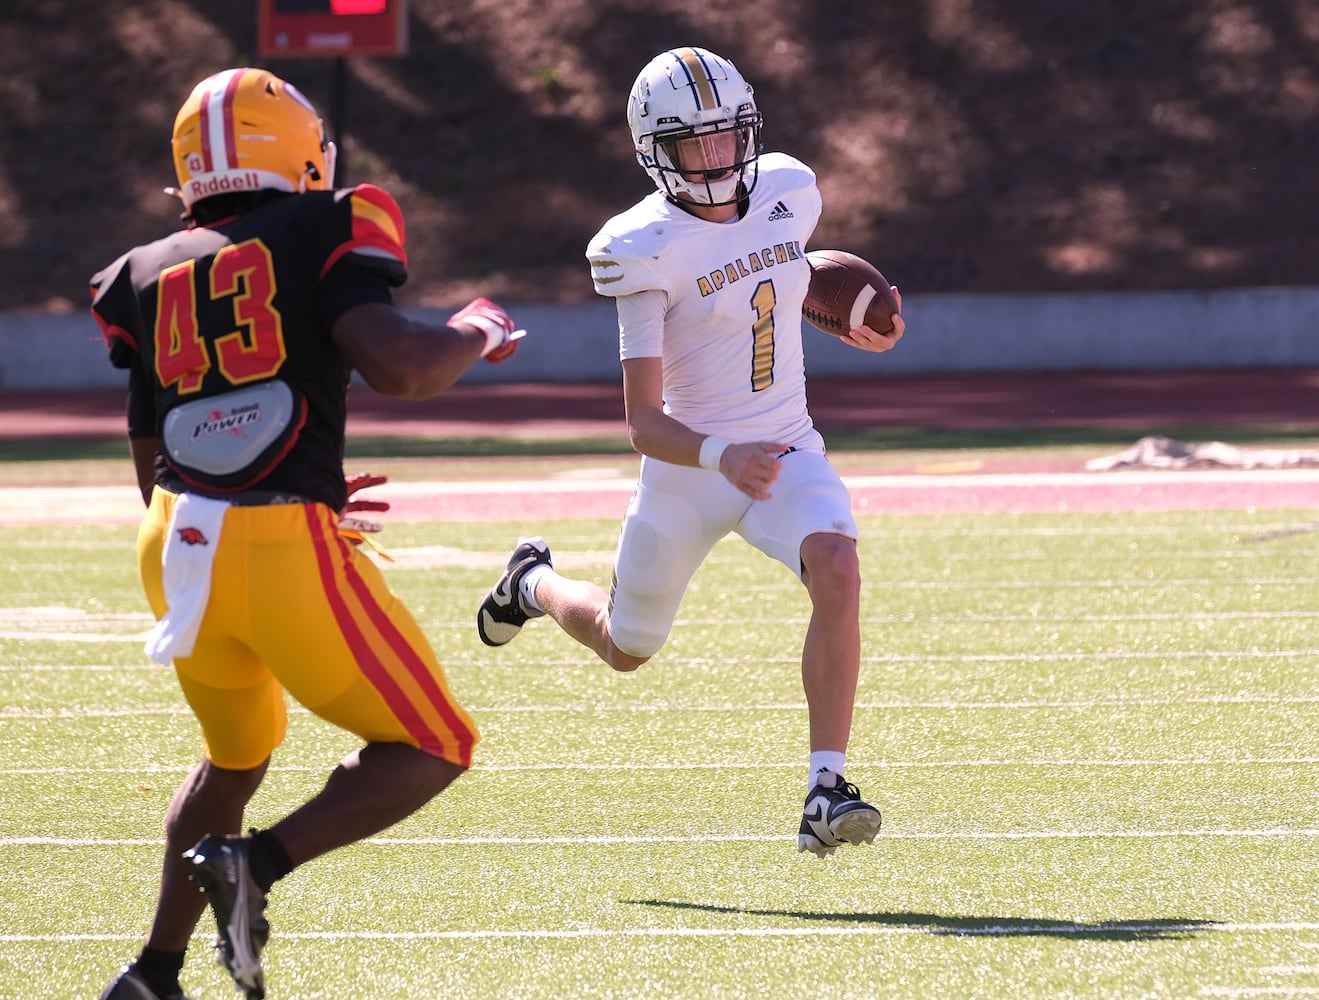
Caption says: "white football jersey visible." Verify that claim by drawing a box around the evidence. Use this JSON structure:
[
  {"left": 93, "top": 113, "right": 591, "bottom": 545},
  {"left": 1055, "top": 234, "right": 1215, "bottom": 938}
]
[{"left": 586, "top": 152, "right": 825, "bottom": 449}]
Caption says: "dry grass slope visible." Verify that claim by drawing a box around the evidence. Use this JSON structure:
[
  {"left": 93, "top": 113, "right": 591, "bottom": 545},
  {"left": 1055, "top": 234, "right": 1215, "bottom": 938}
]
[{"left": 2, "top": 1, "right": 1316, "bottom": 313}]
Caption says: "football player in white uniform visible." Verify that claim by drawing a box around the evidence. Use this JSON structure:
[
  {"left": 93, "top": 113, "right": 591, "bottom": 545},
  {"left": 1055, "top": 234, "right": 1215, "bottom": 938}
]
[{"left": 478, "top": 46, "right": 904, "bottom": 857}]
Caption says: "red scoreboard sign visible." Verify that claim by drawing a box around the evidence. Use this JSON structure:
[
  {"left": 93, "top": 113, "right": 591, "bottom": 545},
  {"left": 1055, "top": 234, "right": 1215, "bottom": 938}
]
[{"left": 258, "top": 0, "right": 408, "bottom": 58}]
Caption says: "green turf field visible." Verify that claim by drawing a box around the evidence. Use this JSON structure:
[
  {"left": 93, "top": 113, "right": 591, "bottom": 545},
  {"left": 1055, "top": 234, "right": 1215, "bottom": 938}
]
[{"left": 2, "top": 503, "right": 1318, "bottom": 998}]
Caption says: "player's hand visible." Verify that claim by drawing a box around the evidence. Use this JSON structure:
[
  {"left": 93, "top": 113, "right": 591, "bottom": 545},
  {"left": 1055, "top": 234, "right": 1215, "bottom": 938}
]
[
  {"left": 339, "top": 472, "right": 390, "bottom": 542},
  {"left": 343, "top": 472, "right": 390, "bottom": 516},
  {"left": 719, "top": 441, "right": 785, "bottom": 501},
  {"left": 843, "top": 286, "right": 904, "bottom": 353},
  {"left": 337, "top": 474, "right": 393, "bottom": 559},
  {"left": 449, "top": 297, "right": 523, "bottom": 363}
]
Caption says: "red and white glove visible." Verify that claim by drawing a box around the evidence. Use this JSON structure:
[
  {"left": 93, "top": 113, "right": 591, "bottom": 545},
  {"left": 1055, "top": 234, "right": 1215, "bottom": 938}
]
[
  {"left": 339, "top": 471, "right": 390, "bottom": 529},
  {"left": 337, "top": 472, "right": 394, "bottom": 560},
  {"left": 448, "top": 297, "right": 523, "bottom": 364}
]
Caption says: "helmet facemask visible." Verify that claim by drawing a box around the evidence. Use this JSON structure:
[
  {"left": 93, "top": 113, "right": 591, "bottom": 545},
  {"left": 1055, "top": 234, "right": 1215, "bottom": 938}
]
[{"left": 647, "top": 113, "right": 762, "bottom": 206}]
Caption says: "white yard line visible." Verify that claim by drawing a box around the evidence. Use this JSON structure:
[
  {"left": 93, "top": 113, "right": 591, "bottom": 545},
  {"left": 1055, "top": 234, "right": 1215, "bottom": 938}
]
[
  {"left": 4, "top": 829, "right": 1319, "bottom": 850},
  {"left": 7, "top": 647, "right": 1319, "bottom": 671},
  {"left": 4, "top": 757, "right": 1319, "bottom": 777},
  {"left": 5, "top": 692, "right": 1319, "bottom": 721}
]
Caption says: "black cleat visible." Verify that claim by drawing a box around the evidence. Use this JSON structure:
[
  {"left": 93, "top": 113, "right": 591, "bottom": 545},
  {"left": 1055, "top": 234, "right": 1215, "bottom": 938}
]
[
  {"left": 183, "top": 834, "right": 269, "bottom": 999},
  {"left": 99, "top": 964, "right": 192, "bottom": 1000},
  {"left": 797, "top": 769, "right": 882, "bottom": 858},
  {"left": 477, "top": 537, "right": 552, "bottom": 646}
]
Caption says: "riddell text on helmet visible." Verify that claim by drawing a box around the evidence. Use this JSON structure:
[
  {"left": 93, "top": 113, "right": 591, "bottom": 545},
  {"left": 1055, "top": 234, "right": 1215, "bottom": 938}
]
[{"left": 188, "top": 171, "right": 263, "bottom": 201}]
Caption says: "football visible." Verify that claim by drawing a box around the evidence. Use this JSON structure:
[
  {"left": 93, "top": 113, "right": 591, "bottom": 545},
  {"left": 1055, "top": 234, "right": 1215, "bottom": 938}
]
[{"left": 802, "top": 249, "right": 900, "bottom": 337}]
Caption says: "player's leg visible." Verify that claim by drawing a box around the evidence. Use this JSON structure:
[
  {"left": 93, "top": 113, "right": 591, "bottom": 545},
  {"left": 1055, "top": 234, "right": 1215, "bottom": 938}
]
[
  {"left": 532, "top": 561, "right": 644, "bottom": 669},
  {"left": 150, "top": 758, "right": 269, "bottom": 948},
  {"left": 796, "top": 530, "right": 882, "bottom": 853},
  {"left": 240, "top": 503, "right": 478, "bottom": 862},
  {"left": 181, "top": 746, "right": 460, "bottom": 1000},
  {"left": 102, "top": 753, "right": 267, "bottom": 1000},
  {"left": 181, "top": 503, "right": 478, "bottom": 997},
  {"left": 251, "top": 738, "right": 464, "bottom": 863},
  {"left": 493, "top": 458, "right": 741, "bottom": 671},
  {"left": 104, "top": 493, "right": 278, "bottom": 1000},
  {"left": 599, "top": 474, "right": 728, "bottom": 666},
  {"left": 738, "top": 450, "right": 881, "bottom": 856},
  {"left": 799, "top": 530, "right": 862, "bottom": 759},
  {"left": 167, "top": 634, "right": 288, "bottom": 999},
  {"left": 477, "top": 533, "right": 642, "bottom": 666}
]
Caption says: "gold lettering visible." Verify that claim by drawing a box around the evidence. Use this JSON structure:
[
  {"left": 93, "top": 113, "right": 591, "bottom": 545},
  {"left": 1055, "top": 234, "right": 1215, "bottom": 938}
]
[{"left": 696, "top": 243, "right": 808, "bottom": 296}]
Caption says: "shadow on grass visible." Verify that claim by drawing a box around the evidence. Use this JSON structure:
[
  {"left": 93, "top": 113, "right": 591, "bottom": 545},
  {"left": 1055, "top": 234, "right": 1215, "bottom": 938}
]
[{"left": 624, "top": 899, "right": 1220, "bottom": 940}]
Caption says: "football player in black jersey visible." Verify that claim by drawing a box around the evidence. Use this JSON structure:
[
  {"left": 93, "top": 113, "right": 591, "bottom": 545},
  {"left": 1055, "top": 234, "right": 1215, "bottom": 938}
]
[{"left": 93, "top": 68, "right": 523, "bottom": 1000}]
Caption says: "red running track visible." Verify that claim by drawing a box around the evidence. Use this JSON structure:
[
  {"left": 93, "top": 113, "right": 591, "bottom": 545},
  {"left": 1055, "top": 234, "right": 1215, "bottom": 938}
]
[{"left": 3, "top": 368, "right": 1319, "bottom": 440}]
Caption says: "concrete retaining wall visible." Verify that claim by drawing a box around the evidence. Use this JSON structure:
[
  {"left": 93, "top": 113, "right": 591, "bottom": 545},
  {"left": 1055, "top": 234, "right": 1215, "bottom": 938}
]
[{"left": 5, "top": 286, "right": 1316, "bottom": 391}]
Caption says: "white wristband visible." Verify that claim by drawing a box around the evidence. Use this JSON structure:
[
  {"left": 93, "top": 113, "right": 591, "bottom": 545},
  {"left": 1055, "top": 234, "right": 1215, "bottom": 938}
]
[{"left": 698, "top": 436, "right": 731, "bottom": 470}]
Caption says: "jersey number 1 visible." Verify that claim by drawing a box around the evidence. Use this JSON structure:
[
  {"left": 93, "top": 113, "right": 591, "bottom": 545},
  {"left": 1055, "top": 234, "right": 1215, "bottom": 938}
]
[{"left": 750, "top": 280, "right": 776, "bottom": 392}]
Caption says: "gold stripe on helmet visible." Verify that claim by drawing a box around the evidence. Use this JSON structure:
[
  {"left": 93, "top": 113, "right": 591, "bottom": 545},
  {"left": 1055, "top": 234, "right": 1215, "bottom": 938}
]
[{"left": 674, "top": 47, "right": 717, "bottom": 111}]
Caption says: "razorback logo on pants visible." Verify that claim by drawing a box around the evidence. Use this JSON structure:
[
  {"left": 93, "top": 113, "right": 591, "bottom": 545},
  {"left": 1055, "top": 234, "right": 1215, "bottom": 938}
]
[{"left": 177, "top": 526, "right": 209, "bottom": 546}]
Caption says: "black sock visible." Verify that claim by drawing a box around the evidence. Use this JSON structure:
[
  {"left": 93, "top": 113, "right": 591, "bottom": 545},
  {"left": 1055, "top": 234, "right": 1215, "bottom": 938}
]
[
  {"left": 248, "top": 828, "right": 295, "bottom": 892},
  {"left": 134, "top": 946, "right": 186, "bottom": 996}
]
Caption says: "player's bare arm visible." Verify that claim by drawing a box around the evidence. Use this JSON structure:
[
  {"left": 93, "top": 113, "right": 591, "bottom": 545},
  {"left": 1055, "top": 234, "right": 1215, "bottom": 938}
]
[
  {"left": 621, "top": 357, "right": 784, "bottom": 501},
  {"left": 331, "top": 301, "right": 513, "bottom": 399},
  {"left": 130, "top": 436, "right": 160, "bottom": 506},
  {"left": 620, "top": 356, "right": 696, "bottom": 460}
]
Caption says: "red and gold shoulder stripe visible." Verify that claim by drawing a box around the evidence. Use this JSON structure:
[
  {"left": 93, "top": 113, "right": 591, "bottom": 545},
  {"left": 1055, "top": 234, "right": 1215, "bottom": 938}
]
[{"left": 348, "top": 183, "right": 407, "bottom": 265}]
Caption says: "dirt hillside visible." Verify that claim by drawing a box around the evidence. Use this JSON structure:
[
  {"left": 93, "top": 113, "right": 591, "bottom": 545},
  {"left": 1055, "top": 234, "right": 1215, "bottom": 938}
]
[{"left": 2, "top": 1, "right": 1316, "bottom": 314}]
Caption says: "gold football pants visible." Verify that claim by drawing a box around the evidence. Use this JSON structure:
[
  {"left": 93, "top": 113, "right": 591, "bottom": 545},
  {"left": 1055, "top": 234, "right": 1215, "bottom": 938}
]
[{"left": 138, "top": 489, "right": 478, "bottom": 770}]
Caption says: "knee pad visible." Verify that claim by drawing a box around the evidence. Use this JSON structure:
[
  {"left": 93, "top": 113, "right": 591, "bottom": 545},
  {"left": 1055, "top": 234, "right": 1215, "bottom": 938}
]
[{"left": 606, "top": 616, "right": 668, "bottom": 659}]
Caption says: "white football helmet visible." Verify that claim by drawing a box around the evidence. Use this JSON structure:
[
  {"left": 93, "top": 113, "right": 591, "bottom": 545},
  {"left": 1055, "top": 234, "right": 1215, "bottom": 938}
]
[{"left": 627, "top": 47, "right": 762, "bottom": 207}]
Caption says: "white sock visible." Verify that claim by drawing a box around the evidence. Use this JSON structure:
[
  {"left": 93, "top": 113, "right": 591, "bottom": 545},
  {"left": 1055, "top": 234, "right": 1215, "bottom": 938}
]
[
  {"left": 809, "top": 751, "right": 846, "bottom": 793},
  {"left": 520, "top": 564, "right": 552, "bottom": 613}
]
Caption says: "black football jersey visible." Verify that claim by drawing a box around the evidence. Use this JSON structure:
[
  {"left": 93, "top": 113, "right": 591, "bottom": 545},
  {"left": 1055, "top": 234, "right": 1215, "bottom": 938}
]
[{"left": 91, "top": 184, "right": 408, "bottom": 510}]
